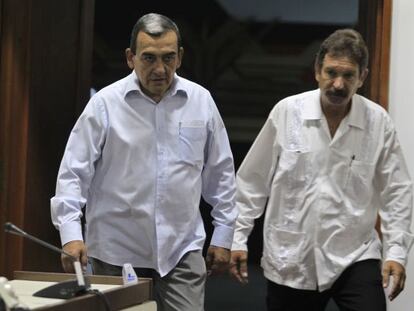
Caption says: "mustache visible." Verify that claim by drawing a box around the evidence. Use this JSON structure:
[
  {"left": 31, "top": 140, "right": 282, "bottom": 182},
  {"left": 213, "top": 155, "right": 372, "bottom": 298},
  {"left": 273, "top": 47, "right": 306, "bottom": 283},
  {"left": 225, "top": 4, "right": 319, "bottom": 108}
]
[{"left": 326, "top": 89, "right": 348, "bottom": 98}]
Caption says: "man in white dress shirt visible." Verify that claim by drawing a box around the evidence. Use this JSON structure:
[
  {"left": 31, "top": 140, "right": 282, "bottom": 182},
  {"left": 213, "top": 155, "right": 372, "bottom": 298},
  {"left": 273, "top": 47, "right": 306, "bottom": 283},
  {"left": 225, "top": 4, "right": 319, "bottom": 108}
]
[
  {"left": 230, "top": 29, "right": 413, "bottom": 311},
  {"left": 51, "top": 13, "right": 237, "bottom": 311}
]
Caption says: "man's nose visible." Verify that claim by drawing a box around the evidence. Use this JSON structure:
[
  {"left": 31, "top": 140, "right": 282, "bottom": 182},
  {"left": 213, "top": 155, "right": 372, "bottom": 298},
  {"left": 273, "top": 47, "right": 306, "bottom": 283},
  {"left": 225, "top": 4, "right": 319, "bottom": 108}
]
[
  {"left": 333, "top": 77, "right": 344, "bottom": 89},
  {"left": 153, "top": 58, "right": 166, "bottom": 74}
]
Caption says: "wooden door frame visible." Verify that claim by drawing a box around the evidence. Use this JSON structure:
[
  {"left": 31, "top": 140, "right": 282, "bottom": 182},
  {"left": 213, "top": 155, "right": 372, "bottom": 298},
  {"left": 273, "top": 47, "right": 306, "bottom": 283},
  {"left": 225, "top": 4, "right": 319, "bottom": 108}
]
[{"left": 359, "top": 0, "right": 392, "bottom": 110}]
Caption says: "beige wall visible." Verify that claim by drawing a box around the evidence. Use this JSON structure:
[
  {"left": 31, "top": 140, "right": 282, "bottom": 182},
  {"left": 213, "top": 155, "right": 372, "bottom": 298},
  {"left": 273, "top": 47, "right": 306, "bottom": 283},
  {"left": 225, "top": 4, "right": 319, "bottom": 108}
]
[{"left": 388, "top": 0, "right": 414, "bottom": 310}]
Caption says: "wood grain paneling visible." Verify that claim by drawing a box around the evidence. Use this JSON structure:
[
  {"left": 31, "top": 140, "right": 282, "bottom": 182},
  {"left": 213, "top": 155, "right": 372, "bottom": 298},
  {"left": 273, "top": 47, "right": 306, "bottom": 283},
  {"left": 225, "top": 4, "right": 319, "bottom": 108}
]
[
  {"left": 0, "top": 0, "right": 32, "bottom": 280},
  {"left": 0, "top": 0, "right": 94, "bottom": 279},
  {"left": 359, "top": 0, "right": 392, "bottom": 110}
]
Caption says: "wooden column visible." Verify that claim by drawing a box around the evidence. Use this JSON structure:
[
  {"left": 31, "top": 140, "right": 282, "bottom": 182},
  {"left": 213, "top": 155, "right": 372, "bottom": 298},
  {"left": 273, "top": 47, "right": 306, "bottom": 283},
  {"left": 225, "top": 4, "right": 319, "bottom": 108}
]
[
  {"left": 359, "top": 0, "right": 392, "bottom": 110},
  {"left": 0, "top": 0, "right": 94, "bottom": 279}
]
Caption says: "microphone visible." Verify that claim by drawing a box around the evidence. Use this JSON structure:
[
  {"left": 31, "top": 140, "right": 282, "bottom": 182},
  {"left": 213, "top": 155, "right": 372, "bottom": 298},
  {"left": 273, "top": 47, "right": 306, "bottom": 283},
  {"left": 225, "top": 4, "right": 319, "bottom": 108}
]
[
  {"left": 3, "top": 222, "right": 90, "bottom": 299},
  {"left": 4, "top": 222, "right": 77, "bottom": 261}
]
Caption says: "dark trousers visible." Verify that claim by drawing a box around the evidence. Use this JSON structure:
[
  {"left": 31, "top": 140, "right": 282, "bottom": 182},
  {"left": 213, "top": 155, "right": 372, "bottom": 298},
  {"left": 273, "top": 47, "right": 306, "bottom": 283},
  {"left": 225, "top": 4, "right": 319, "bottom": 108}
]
[{"left": 266, "top": 259, "right": 386, "bottom": 311}]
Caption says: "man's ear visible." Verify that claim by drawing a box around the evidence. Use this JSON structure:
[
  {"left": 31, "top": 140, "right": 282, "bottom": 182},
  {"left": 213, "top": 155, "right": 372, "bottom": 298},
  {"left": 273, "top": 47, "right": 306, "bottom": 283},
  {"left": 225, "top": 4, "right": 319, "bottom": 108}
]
[
  {"left": 176, "top": 47, "right": 184, "bottom": 69},
  {"left": 125, "top": 48, "right": 135, "bottom": 69},
  {"left": 358, "top": 68, "right": 369, "bottom": 88},
  {"left": 314, "top": 62, "right": 321, "bottom": 82}
]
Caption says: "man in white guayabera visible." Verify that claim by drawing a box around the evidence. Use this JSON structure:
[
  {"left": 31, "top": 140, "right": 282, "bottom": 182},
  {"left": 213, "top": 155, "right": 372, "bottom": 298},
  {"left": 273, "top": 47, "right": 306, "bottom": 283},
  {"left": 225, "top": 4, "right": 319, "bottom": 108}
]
[{"left": 230, "top": 29, "right": 413, "bottom": 311}]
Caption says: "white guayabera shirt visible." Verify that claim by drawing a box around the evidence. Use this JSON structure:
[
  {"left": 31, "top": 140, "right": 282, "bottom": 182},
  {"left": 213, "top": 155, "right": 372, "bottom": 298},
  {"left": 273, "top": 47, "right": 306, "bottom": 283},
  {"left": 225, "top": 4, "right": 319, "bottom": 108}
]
[
  {"left": 51, "top": 72, "right": 237, "bottom": 276},
  {"left": 232, "top": 89, "right": 413, "bottom": 291}
]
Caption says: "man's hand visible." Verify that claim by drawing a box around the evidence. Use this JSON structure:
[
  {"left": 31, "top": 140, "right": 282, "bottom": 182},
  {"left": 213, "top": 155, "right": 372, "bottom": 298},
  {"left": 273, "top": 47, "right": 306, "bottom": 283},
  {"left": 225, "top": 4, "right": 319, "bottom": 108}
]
[
  {"left": 62, "top": 240, "right": 88, "bottom": 273},
  {"left": 382, "top": 260, "right": 406, "bottom": 301},
  {"left": 205, "top": 246, "right": 230, "bottom": 276},
  {"left": 229, "top": 250, "right": 248, "bottom": 284}
]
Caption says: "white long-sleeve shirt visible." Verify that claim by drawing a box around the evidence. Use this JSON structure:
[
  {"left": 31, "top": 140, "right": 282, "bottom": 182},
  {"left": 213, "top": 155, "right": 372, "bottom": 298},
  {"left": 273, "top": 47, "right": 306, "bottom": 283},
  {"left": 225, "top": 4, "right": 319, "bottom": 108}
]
[
  {"left": 232, "top": 89, "right": 413, "bottom": 291},
  {"left": 51, "top": 71, "right": 237, "bottom": 276}
]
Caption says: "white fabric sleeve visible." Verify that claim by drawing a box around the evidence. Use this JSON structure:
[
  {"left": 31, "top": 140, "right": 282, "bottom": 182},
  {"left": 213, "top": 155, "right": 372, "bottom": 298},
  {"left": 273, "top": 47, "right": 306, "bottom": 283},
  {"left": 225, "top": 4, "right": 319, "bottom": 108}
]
[
  {"left": 232, "top": 108, "right": 280, "bottom": 251},
  {"left": 201, "top": 97, "right": 237, "bottom": 249},
  {"left": 377, "top": 117, "right": 414, "bottom": 266},
  {"left": 50, "top": 97, "right": 107, "bottom": 246}
]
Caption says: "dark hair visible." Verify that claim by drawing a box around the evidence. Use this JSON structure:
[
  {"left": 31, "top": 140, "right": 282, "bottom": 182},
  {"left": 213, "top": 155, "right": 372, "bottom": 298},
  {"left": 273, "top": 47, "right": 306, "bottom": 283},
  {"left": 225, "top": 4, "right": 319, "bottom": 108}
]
[
  {"left": 129, "top": 13, "right": 182, "bottom": 54},
  {"left": 315, "top": 29, "right": 369, "bottom": 74}
]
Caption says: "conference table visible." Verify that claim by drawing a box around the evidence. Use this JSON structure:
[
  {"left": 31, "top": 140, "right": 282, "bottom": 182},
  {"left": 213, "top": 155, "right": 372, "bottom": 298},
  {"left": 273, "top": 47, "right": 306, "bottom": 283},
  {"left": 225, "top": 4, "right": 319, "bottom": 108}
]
[{"left": 9, "top": 271, "right": 156, "bottom": 310}]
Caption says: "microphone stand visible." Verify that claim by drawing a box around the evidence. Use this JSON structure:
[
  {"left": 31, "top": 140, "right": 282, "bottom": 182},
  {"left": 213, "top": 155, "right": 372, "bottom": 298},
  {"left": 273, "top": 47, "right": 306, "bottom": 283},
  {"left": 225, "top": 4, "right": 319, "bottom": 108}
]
[
  {"left": 4, "top": 222, "right": 77, "bottom": 261},
  {"left": 3, "top": 222, "right": 90, "bottom": 299}
]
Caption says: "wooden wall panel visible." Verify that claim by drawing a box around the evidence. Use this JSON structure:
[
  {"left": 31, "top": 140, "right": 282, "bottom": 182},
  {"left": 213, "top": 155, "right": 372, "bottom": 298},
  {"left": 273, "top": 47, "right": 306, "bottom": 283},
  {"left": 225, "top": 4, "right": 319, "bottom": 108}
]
[
  {"left": 0, "top": 0, "right": 32, "bottom": 280},
  {"left": 359, "top": 0, "right": 392, "bottom": 110},
  {"left": 0, "top": 0, "right": 94, "bottom": 279}
]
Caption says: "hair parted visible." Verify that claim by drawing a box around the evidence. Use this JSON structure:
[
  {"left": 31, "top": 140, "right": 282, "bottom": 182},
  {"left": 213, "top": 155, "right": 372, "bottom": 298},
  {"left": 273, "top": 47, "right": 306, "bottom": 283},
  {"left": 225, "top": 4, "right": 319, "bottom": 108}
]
[
  {"left": 315, "top": 28, "right": 369, "bottom": 74},
  {"left": 129, "top": 13, "right": 182, "bottom": 54}
]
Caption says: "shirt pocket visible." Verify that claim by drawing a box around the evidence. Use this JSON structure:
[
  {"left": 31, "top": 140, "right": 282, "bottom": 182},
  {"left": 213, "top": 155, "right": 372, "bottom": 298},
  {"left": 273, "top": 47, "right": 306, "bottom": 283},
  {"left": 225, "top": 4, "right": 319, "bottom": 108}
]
[
  {"left": 265, "top": 226, "right": 308, "bottom": 274},
  {"left": 344, "top": 159, "right": 375, "bottom": 205},
  {"left": 178, "top": 121, "right": 206, "bottom": 167}
]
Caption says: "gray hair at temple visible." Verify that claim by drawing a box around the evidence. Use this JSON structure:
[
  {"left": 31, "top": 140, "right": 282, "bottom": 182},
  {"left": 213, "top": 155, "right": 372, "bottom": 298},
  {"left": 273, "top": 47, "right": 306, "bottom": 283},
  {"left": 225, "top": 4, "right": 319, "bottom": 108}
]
[
  {"left": 315, "top": 29, "right": 369, "bottom": 74},
  {"left": 129, "top": 13, "right": 182, "bottom": 54}
]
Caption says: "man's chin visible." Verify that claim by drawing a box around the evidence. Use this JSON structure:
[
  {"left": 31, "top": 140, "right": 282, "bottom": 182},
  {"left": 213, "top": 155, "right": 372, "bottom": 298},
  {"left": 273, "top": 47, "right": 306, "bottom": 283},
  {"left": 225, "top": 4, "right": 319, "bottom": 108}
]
[{"left": 149, "top": 85, "right": 168, "bottom": 94}]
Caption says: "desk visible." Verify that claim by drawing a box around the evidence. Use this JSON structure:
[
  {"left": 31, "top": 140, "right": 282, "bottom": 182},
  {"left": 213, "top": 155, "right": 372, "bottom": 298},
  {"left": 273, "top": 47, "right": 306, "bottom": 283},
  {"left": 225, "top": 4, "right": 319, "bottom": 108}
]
[{"left": 11, "top": 271, "right": 157, "bottom": 311}]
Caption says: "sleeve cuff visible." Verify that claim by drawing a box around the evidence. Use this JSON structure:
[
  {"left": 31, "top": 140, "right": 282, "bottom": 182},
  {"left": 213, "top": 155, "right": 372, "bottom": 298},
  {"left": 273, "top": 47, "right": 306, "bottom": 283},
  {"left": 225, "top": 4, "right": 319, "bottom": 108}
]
[
  {"left": 210, "top": 225, "right": 234, "bottom": 249},
  {"left": 59, "top": 220, "right": 83, "bottom": 246},
  {"left": 384, "top": 245, "right": 407, "bottom": 267},
  {"left": 231, "top": 242, "right": 248, "bottom": 251}
]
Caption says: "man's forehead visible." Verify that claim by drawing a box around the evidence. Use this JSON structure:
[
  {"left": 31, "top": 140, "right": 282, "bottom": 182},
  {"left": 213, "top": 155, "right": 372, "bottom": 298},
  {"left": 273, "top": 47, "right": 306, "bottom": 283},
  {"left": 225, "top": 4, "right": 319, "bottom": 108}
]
[
  {"left": 135, "top": 31, "right": 179, "bottom": 56},
  {"left": 322, "top": 54, "right": 359, "bottom": 70},
  {"left": 137, "top": 31, "right": 178, "bottom": 46}
]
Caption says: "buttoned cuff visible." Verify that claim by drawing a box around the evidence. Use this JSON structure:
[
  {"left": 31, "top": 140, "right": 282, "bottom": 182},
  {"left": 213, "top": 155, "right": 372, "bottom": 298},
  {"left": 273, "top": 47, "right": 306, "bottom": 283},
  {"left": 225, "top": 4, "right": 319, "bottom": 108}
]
[
  {"left": 231, "top": 242, "right": 248, "bottom": 251},
  {"left": 230, "top": 228, "right": 249, "bottom": 251},
  {"left": 210, "top": 225, "right": 234, "bottom": 249},
  {"left": 385, "top": 245, "right": 407, "bottom": 267},
  {"left": 59, "top": 220, "right": 83, "bottom": 246}
]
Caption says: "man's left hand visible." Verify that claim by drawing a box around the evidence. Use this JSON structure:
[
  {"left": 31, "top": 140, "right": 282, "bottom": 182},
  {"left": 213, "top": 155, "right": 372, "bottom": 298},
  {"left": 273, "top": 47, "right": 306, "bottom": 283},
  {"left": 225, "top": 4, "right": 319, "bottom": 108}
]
[
  {"left": 382, "top": 260, "right": 406, "bottom": 301},
  {"left": 205, "top": 246, "right": 230, "bottom": 276}
]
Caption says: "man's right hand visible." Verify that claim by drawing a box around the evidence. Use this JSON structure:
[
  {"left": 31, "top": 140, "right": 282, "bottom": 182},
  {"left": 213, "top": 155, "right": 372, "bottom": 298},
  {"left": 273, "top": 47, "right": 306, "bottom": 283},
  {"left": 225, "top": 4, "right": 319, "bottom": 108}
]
[
  {"left": 229, "top": 250, "right": 248, "bottom": 284},
  {"left": 61, "top": 240, "right": 88, "bottom": 273}
]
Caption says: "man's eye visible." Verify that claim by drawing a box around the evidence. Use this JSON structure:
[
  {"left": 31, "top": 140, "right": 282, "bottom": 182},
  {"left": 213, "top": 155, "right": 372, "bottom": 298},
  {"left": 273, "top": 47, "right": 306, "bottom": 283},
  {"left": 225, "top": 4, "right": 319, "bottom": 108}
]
[
  {"left": 163, "top": 55, "right": 175, "bottom": 63},
  {"left": 142, "top": 55, "right": 155, "bottom": 63},
  {"left": 343, "top": 73, "right": 355, "bottom": 80},
  {"left": 325, "top": 69, "right": 336, "bottom": 78}
]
